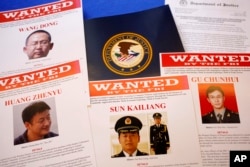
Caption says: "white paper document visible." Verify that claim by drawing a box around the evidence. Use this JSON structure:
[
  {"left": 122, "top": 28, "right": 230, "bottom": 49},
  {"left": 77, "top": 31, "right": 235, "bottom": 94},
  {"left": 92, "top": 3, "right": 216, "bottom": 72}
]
[
  {"left": 168, "top": 0, "right": 250, "bottom": 52},
  {"left": 0, "top": 1, "right": 96, "bottom": 166},
  {"left": 160, "top": 52, "right": 250, "bottom": 167},
  {"left": 88, "top": 76, "right": 202, "bottom": 167}
]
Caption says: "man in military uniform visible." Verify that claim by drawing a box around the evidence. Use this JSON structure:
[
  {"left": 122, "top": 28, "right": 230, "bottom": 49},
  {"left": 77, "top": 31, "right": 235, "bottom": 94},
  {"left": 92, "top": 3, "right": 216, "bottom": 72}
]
[
  {"left": 150, "top": 113, "right": 170, "bottom": 154},
  {"left": 111, "top": 115, "right": 148, "bottom": 157},
  {"left": 202, "top": 85, "right": 240, "bottom": 123}
]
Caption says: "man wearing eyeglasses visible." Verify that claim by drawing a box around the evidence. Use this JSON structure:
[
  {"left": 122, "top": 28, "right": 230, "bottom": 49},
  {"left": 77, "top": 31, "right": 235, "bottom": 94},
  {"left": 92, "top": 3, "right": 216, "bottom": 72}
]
[
  {"left": 14, "top": 101, "right": 58, "bottom": 145},
  {"left": 202, "top": 85, "right": 240, "bottom": 124},
  {"left": 23, "top": 30, "right": 54, "bottom": 59}
]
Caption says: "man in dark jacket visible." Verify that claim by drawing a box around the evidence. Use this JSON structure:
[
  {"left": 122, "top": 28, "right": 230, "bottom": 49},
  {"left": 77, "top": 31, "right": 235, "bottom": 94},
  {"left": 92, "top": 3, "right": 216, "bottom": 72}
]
[{"left": 14, "top": 101, "right": 58, "bottom": 145}]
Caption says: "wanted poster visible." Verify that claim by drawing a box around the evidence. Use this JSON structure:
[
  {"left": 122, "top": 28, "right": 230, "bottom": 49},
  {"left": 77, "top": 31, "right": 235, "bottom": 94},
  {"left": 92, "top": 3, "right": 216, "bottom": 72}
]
[
  {"left": 0, "top": 60, "right": 96, "bottom": 167},
  {"left": 88, "top": 75, "right": 202, "bottom": 167},
  {"left": 0, "top": 0, "right": 87, "bottom": 75},
  {"left": 160, "top": 52, "right": 250, "bottom": 167},
  {"left": 0, "top": 1, "right": 96, "bottom": 166}
]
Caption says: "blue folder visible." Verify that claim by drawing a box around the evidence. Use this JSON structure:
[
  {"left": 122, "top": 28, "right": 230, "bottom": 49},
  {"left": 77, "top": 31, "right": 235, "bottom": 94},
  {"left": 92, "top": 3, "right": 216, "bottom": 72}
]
[{"left": 0, "top": 0, "right": 165, "bottom": 20}]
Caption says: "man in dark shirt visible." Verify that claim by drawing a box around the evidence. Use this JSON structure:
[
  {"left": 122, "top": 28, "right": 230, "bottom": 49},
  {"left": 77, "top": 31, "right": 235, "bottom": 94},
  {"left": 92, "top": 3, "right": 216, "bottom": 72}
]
[{"left": 14, "top": 101, "right": 58, "bottom": 145}]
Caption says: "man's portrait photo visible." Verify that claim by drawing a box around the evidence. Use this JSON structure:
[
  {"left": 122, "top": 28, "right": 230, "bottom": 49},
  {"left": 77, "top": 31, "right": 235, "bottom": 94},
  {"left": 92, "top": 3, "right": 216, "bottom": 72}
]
[
  {"left": 13, "top": 98, "right": 59, "bottom": 145},
  {"left": 110, "top": 114, "right": 149, "bottom": 158},
  {"left": 23, "top": 29, "right": 54, "bottom": 59},
  {"left": 199, "top": 84, "right": 240, "bottom": 124}
]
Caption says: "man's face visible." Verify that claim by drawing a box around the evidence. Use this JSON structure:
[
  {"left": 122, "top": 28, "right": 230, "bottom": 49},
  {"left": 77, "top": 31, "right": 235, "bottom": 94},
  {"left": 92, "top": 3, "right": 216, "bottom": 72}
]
[
  {"left": 119, "top": 132, "right": 140, "bottom": 153},
  {"left": 23, "top": 32, "right": 53, "bottom": 59},
  {"left": 207, "top": 90, "right": 225, "bottom": 110},
  {"left": 25, "top": 110, "right": 51, "bottom": 138},
  {"left": 154, "top": 117, "right": 161, "bottom": 124}
]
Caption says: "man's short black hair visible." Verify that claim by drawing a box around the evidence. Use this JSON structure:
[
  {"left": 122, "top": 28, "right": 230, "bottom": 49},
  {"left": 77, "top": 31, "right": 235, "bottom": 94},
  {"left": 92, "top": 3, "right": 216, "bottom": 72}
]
[
  {"left": 206, "top": 85, "right": 225, "bottom": 97},
  {"left": 25, "top": 30, "right": 52, "bottom": 45},
  {"left": 22, "top": 101, "right": 51, "bottom": 123}
]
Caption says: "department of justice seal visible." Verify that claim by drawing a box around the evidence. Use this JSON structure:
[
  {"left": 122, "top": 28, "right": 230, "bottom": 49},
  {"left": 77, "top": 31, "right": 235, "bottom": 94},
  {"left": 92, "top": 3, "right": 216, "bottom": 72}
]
[{"left": 102, "top": 32, "right": 153, "bottom": 76}]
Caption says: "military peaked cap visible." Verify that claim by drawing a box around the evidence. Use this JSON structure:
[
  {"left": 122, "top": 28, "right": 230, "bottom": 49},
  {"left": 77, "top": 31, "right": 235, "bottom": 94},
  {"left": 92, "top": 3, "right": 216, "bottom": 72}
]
[
  {"left": 153, "top": 113, "right": 162, "bottom": 118},
  {"left": 115, "top": 116, "right": 142, "bottom": 133}
]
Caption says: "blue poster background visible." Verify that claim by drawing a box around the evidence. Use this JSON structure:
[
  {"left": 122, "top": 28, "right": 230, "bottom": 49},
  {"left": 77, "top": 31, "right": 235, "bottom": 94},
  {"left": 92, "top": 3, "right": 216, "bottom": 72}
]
[{"left": 0, "top": 0, "right": 165, "bottom": 20}]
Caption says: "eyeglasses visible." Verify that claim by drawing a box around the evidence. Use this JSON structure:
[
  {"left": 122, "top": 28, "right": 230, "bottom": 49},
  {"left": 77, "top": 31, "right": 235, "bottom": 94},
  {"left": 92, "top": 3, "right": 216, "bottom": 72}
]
[{"left": 27, "top": 40, "right": 50, "bottom": 47}]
